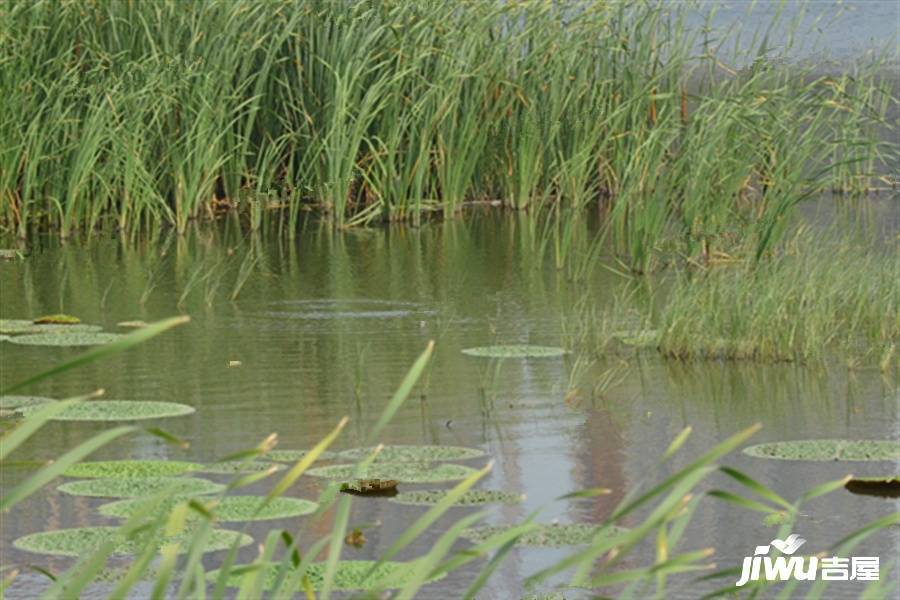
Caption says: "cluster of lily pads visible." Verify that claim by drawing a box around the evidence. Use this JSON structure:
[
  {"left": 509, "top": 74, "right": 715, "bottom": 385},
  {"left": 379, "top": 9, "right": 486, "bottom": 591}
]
[{"left": 0, "top": 315, "right": 125, "bottom": 347}]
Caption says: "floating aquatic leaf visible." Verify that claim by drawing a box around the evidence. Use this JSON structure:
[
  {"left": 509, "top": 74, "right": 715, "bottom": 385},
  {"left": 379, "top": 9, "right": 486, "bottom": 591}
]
[
  {"left": 33, "top": 314, "right": 81, "bottom": 325},
  {"left": 8, "top": 332, "right": 123, "bottom": 346},
  {"left": 198, "top": 461, "right": 285, "bottom": 474},
  {"left": 58, "top": 476, "right": 224, "bottom": 498},
  {"left": 63, "top": 460, "right": 202, "bottom": 479},
  {"left": 308, "top": 462, "right": 479, "bottom": 483},
  {"left": 743, "top": 440, "right": 900, "bottom": 461},
  {"left": 0, "top": 334, "right": 11, "bottom": 342},
  {"left": 0, "top": 395, "right": 54, "bottom": 410},
  {"left": 390, "top": 489, "right": 524, "bottom": 506},
  {"left": 339, "top": 445, "right": 485, "bottom": 462},
  {"left": 461, "top": 345, "right": 567, "bottom": 358},
  {"left": 14, "top": 526, "right": 251, "bottom": 557},
  {"left": 99, "top": 495, "right": 317, "bottom": 521},
  {"left": 844, "top": 476, "right": 900, "bottom": 498},
  {"left": 0, "top": 319, "right": 103, "bottom": 335},
  {"left": 207, "top": 560, "right": 444, "bottom": 590},
  {"left": 19, "top": 400, "right": 195, "bottom": 421},
  {"left": 461, "top": 523, "right": 626, "bottom": 547},
  {"left": 266, "top": 449, "right": 337, "bottom": 462}
]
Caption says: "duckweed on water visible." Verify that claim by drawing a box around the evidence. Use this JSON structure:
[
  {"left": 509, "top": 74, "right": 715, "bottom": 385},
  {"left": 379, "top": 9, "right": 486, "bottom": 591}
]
[
  {"left": 461, "top": 345, "right": 567, "bottom": 358},
  {"left": 99, "top": 495, "right": 318, "bottom": 521},
  {"left": 58, "top": 476, "right": 224, "bottom": 498},
  {"left": 461, "top": 523, "right": 627, "bottom": 547},
  {"left": 743, "top": 440, "right": 900, "bottom": 461},
  {"left": 62, "top": 460, "right": 202, "bottom": 479},
  {"left": 0, "top": 319, "right": 103, "bottom": 335},
  {"left": 265, "top": 449, "right": 336, "bottom": 462},
  {"left": 198, "top": 461, "right": 285, "bottom": 474},
  {"left": 338, "top": 444, "right": 485, "bottom": 462},
  {"left": 391, "top": 489, "right": 524, "bottom": 506},
  {"left": 0, "top": 395, "right": 54, "bottom": 410},
  {"left": 13, "top": 526, "right": 251, "bottom": 557},
  {"left": 207, "top": 560, "right": 444, "bottom": 591},
  {"left": 19, "top": 400, "right": 195, "bottom": 421},
  {"left": 8, "top": 332, "right": 123, "bottom": 346},
  {"left": 308, "top": 462, "right": 479, "bottom": 483}
]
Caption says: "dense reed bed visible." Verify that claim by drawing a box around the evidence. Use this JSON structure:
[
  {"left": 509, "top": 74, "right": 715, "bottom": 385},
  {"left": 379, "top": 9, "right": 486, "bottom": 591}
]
[{"left": 1, "top": 0, "right": 895, "bottom": 269}]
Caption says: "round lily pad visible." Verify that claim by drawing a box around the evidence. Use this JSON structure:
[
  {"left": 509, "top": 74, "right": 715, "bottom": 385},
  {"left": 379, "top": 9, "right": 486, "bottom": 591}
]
[
  {"left": 0, "top": 395, "right": 54, "bottom": 410},
  {"left": 207, "top": 560, "right": 444, "bottom": 591},
  {"left": 198, "top": 461, "right": 285, "bottom": 474},
  {"left": 266, "top": 449, "right": 336, "bottom": 462},
  {"left": 743, "top": 440, "right": 900, "bottom": 461},
  {"left": 391, "top": 489, "right": 524, "bottom": 506},
  {"left": 13, "top": 526, "right": 251, "bottom": 557},
  {"left": 461, "top": 345, "right": 567, "bottom": 358},
  {"left": 339, "top": 445, "right": 485, "bottom": 463},
  {"left": 308, "top": 462, "right": 479, "bottom": 483},
  {"left": 461, "top": 523, "right": 626, "bottom": 547},
  {"left": 63, "top": 460, "right": 202, "bottom": 479},
  {"left": 19, "top": 400, "right": 195, "bottom": 421},
  {"left": 99, "top": 495, "right": 318, "bottom": 522},
  {"left": 8, "top": 332, "right": 122, "bottom": 346},
  {"left": 34, "top": 314, "right": 81, "bottom": 325},
  {"left": 58, "top": 476, "right": 225, "bottom": 498},
  {"left": 0, "top": 319, "right": 103, "bottom": 335}
]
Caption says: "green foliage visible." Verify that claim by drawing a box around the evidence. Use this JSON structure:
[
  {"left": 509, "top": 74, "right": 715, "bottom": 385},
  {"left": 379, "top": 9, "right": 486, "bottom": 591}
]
[
  {"left": 308, "top": 462, "right": 480, "bottom": 483},
  {"left": 7, "top": 332, "right": 122, "bottom": 346},
  {"left": 19, "top": 400, "right": 195, "bottom": 421},
  {"left": 63, "top": 460, "right": 202, "bottom": 479},
  {"left": 58, "top": 477, "right": 225, "bottom": 498},
  {"left": 339, "top": 445, "right": 485, "bottom": 462},
  {"left": 100, "top": 496, "right": 318, "bottom": 522},
  {"left": 743, "top": 440, "right": 900, "bottom": 461},
  {"left": 13, "top": 527, "right": 252, "bottom": 557},
  {"left": 462, "top": 345, "right": 568, "bottom": 358},
  {"left": 208, "top": 560, "right": 444, "bottom": 591},
  {"left": 391, "top": 489, "right": 524, "bottom": 507},
  {"left": 462, "top": 524, "right": 628, "bottom": 547}
]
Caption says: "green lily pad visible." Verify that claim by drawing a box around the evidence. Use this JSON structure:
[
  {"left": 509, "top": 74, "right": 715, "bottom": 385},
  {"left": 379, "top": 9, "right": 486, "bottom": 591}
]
[
  {"left": 33, "top": 314, "right": 81, "bottom": 325},
  {"left": 19, "top": 400, "right": 195, "bottom": 421},
  {"left": 308, "top": 462, "right": 479, "bottom": 483},
  {"left": 743, "top": 440, "right": 900, "bottom": 461},
  {"left": 7, "top": 332, "right": 122, "bottom": 346},
  {"left": 198, "top": 461, "right": 285, "bottom": 474},
  {"left": 207, "top": 560, "right": 444, "bottom": 591},
  {"left": 391, "top": 489, "right": 524, "bottom": 506},
  {"left": 844, "top": 476, "right": 900, "bottom": 498},
  {"left": 0, "top": 334, "right": 10, "bottom": 342},
  {"left": 339, "top": 445, "right": 485, "bottom": 462},
  {"left": 0, "top": 395, "right": 54, "bottom": 410},
  {"left": 266, "top": 449, "right": 337, "bottom": 462},
  {"left": 58, "top": 476, "right": 224, "bottom": 498},
  {"left": 462, "top": 345, "right": 567, "bottom": 358},
  {"left": 461, "top": 523, "right": 626, "bottom": 547},
  {"left": 13, "top": 526, "right": 251, "bottom": 557},
  {"left": 99, "top": 495, "right": 318, "bottom": 522},
  {"left": 63, "top": 460, "right": 202, "bottom": 479},
  {"left": 0, "top": 319, "right": 104, "bottom": 335}
]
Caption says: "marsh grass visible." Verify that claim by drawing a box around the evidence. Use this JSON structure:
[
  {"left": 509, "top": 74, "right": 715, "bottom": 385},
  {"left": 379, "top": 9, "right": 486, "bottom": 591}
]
[{"left": 1, "top": 0, "right": 894, "bottom": 272}]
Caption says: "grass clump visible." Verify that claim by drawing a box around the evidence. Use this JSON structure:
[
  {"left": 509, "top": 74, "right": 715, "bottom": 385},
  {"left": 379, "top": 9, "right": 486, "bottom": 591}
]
[
  {"left": 13, "top": 526, "right": 251, "bottom": 557},
  {"left": 743, "top": 440, "right": 900, "bottom": 462},
  {"left": 58, "top": 476, "right": 224, "bottom": 498},
  {"left": 63, "top": 460, "right": 201, "bottom": 479}
]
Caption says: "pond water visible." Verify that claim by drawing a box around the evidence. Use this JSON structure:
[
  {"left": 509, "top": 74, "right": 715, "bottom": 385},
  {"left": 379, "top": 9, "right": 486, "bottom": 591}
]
[{"left": 1, "top": 212, "right": 897, "bottom": 598}]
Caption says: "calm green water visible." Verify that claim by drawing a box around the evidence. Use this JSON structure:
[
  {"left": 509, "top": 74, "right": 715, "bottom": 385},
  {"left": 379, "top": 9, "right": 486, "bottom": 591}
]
[{"left": 1, "top": 214, "right": 897, "bottom": 598}]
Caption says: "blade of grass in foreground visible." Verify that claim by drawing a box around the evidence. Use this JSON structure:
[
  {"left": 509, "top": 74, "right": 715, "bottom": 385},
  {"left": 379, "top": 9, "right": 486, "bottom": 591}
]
[{"left": 2, "top": 315, "right": 190, "bottom": 394}]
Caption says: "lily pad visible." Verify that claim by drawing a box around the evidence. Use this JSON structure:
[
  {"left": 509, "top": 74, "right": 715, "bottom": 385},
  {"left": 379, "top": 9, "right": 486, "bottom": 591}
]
[
  {"left": 117, "top": 320, "right": 149, "bottom": 329},
  {"left": 339, "top": 445, "right": 485, "bottom": 463},
  {"left": 8, "top": 332, "right": 122, "bottom": 346},
  {"left": 462, "top": 345, "right": 567, "bottom": 358},
  {"left": 0, "top": 319, "right": 103, "bottom": 335},
  {"left": 308, "top": 462, "right": 479, "bottom": 483},
  {"left": 266, "top": 449, "right": 337, "bottom": 462},
  {"left": 391, "top": 489, "right": 524, "bottom": 506},
  {"left": 0, "top": 395, "right": 54, "bottom": 410},
  {"left": 99, "top": 495, "right": 318, "bottom": 522},
  {"left": 58, "top": 476, "right": 225, "bottom": 498},
  {"left": 0, "top": 335, "right": 10, "bottom": 342},
  {"left": 13, "top": 526, "right": 251, "bottom": 557},
  {"left": 461, "top": 523, "right": 626, "bottom": 547},
  {"left": 198, "top": 461, "right": 285, "bottom": 474},
  {"left": 207, "top": 560, "right": 444, "bottom": 591},
  {"left": 844, "top": 476, "right": 900, "bottom": 498},
  {"left": 19, "top": 400, "right": 195, "bottom": 421},
  {"left": 63, "top": 460, "right": 201, "bottom": 479},
  {"left": 743, "top": 440, "right": 900, "bottom": 461},
  {"left": 33, "top": 314, "right": 81, "bottom": 325}
]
